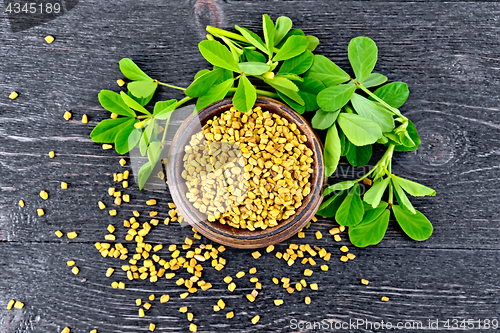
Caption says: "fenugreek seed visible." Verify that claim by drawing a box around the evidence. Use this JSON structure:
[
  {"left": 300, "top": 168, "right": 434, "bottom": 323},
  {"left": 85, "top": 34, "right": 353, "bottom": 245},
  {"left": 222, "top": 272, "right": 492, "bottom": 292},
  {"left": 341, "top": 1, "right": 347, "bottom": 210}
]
[
  {"left": 339, "top": 226, "right": 345, "bottom": 232},
  {"left": 9, "top": 91, "right": 18, "bottom": 99},
  {"left": 123, "top": 181, "right": 128, "bottom": 188},
  {"left": 251, "top": 315, "right": 260, "bottom": 324},
  {"left": 236, "top": 271, "right": 245, "bottom": 278},
  {"left": 274, "top": 299, "right": 283, "bottom": 306},
  {"left": 81, "top": 114, "right": 89, "bottom": 124},
  {"left": 315, "top": 231, "right": 322, "bottom": 239},
  {"left": 146, "top": 199, "right": 157, "bottom": 206},
  {"left": 98, "top": 201, "right": 106, "bottom": 210},
  {"left": 123, "top": 194, "right": 130, "bottom": 202},
  {"left": 39, "top": 190, "right": 48, "bottom": 200},
  {"left": 136, "top": 299, "right": 142, "bottom": 306},
  {"left": 110, "top": 113, "right": 118, "bottom": 119},
  {"left": 139, "top": 308, "right": 145, "bottom": 317},
  {"left": 6, "top": 300, "right": 15, "bottom": 310},
  {"left": 67, "top": 260, "right": 75, "bottom": 267},
  {"left": 223, "top": 276, "right": 232, "bottom": 283},
  {"left": 117, "top": 79, "right": 125, "bottom": 87},
  {"left": 37, "top": 208, "right": 45, "bottom": 216},
  {"left": 361, "top": 279, "right": 369, "bottom": 285},
  {"left": 118, "top": 282, "right": 125, "bottom": 289},
  {"left": 143, "top": 302, "right": 151, "bottom": 310},
  {"left": 109, "top": 210, "right": 117, "bottom": 216},
  {"left": 106, "top": 268, "right": 114, "bottom": 277},
  {"left": 381, "top": 296, "right": 389, "bottom": 302},
  {"left": 45, "top": 35, "right": 55, "bottom": 43},
  {"left": 251, "top": 251, "right": 261, "bottom": 259},
  {"left": 228, "top": 282, "right": 236, "bottom": 292},
  {"left": 61, "top": 327, "right": 70, "bottom": 333},
  {"left": 180, "top": 292, "right": 189, "bottom": 299},
  {"left": 340, "top": 255, "right": 348, "bottom": 262},
  {"left": 55, "top": 230, "right": 63, "bottom": 238},
  {"left": 340, "top": 245, "right": 349, "bottom": 252},
  {"left": 13, "top": 301, "right": 24, "bottom": 309},
  {"left": 334, "top": 234, "right": 342, "bottom": 242},
  {"left": 61, "top": 182, "right": 68, "bottom": 189},
  {"left": 305, "top": 296, "right": 311, "bottom": 305},
  {"left": 246, "top": 294, "right": 255, "bottom": 302},
  {"left": 149, "top": 323, "right": 155, "bottom": 331},
  {"left": 272, "top": 277, "right": 279, "bottom": 284},
  {"left": 102, "top": 144, "right": 113, "bottom": 150},
  {"left": 18, "top": 200, "right": 25, "bottom": 207},
  {"left": 189, "top": 323, "right": 197, "bottom": 332},
  {"left": 249, "top": 267, "right": 257, "bottom": 274},
  {"left": 160, "top": 295, "right": 170, "bottom": 303},
  {"left": 304, "top": 269, "right": 313, "bottom": 276},
  {"left": 90, "top": 330, "right": 97, "bottom": 333},
  {"left": 266, "top": 245, "right": 275, "bottom": 253},
  {"left": 67, "top": 232, "right": 78, "bottom": 239},
  {"left": 347, "top": 253, "right": 356, "bottom": 260},
  {"left": 63, "top": 111, "right": 72, "bottom": 120},
  {"left": 321, "top": 265, "right": 329, "bottom": 271},
  {"left": 179, "top": 306, "right": 188, "bottom": 313},
  {"left": 72, "top": 267, "right": 79, "bottom": 275},
  {"left": 119, "top": 158, "right": 126, "bottom": 166},
  {"left": 49, "top": 151, "right": 55, "bottom": 158}
]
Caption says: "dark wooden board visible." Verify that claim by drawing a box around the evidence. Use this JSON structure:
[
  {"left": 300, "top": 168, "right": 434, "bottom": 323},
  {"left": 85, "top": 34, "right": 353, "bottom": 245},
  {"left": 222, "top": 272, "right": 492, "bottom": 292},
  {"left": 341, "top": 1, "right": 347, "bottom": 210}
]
[{"left": 1, "top": 1, "right": 500, "bottom": 332}]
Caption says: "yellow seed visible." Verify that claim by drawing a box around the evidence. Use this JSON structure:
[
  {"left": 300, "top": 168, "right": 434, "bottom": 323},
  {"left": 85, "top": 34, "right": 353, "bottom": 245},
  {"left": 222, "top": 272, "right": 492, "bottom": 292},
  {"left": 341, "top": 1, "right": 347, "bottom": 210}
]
[
  {"left": 180, "top": 292, "right": 189, "bottom": 299},
  {"left": 55, "top": 230, "right": 63, "bottom": 238},
  {"left": 98, "top": 201, "right": 106, "bottom": 210},
  {"left": 118, "top": 282, "right": 125, "bottom": 289},
  {"left": 9, "top": 91, "right": 18, "bottom": 99},
  {"left": 251, "top": 251, "right": 261, "bottom": 259},
  {"left": 226, "top": 311, "right": 234, "bottom": 319},
  {"left": 160, "top": 295, "right": 170, "bottom": 303},
  {"left": 165, "top": 273, "right": 176, "bottom": 279},
  {"left": 124, "top": 170, "right": 129, "bottom": 180},
  {"left": 146, "top": 199, "right": 157, "bottom": 206},
  {"left": 44, "top": 35, "right": 55, "bottom": 43},
  {"left": 149, "top": 323, "right": 155, "bottom": 331},
  {"left": 109, "top": 209, "right": 117, "bottom": 216},
  {"left": 107, "top": 225, "right": 115, "bottom": 233},
  {"left": 102, "top": 144, "right": 113, "bottom": 150},
  {"left": 236, "top": 271, "right": 245, "bottom": 278},
  {"left": 310, "top": 283, "right": 318, "bottom": 291},
  {"left": 111, "top": 281, "right": 118, "bottom": 288},
  {"left": 249, "top": 267, "right": 257, "bottom": 274},
  {"left": 340, "top": 255, "right": 348, "bottom": 262},
  {"left": 305, "top": 296, "right": 311, "bottom": 305},
  {"left": 347, "top": 253, "right": 356, "bottom": 260},
  {"left": 149, "top": 294, "right": 155, "bottom": 301},
  {"left": 304, "top": 269, "right": 313, "bottom": 276},
  {"left": 67, "top": 260, "right": 75, "bottom": 266},
  {"left": 49, "top": 151, "right": 55, "bottom": 158},
  {"left": 106, "top": 268, "right": 114, "bottom": 277},
  {"left": 67, "top": 232, "right": 78, "bottom": 239},
  {"left": 123, "top": 181, "right": 128, "bottom": 188},
  {"left": 334, "top": 234, "right": 342, "bottom": 242},
  {"left": 179, "top": 306, "right": 188, "bottom": 313},
  {"left": 266, "top": 245, "right": 275, "bottom": 253},
  {"left": 136, "top": 299, "right": 142, "bottom": 306},
  {"left": 143, "top": 302, "right": 151, "bottom": 310},
  {"left": 272, "top": 277, "right": 279, "bottom": 284},
  {"left": 61, "top": 182, "right": 68, "bottom": 189},
  {"left": 315, "top": 231, "right": 322, "bottom": 239},
  {"left": 217, "top": 299, "right": 225, "bottom": 309},
  {"left": 251, "top": 315, "right": 260, "bottom": 324},
  {"left": 340, "top": 245, "right": 349, "bottom": 253},
  {"left": 117, "top": 79, "right": 125, "bottom": 87},
  {"left": 246, "top": 294, "right": 255, "bottom": 302},
  {"left": 274, "top": 299, "right": 283, "bottom": 306},
  {"left": 298, "top": 231, "right": 305, "bottom": 238},
  {"left": 189, "top": 323, "right": 197, "bottom": 332},
  {"left": 18, "top": 200, "right": 25, "bottom": 208},
  {"left": 139, "top": 308, "right": 145, "bottom": 317},
  {"left": 110, "top": 113, "right": 118, "bottom": 119},
  {"left": 39, "top": 190, "right": 48, "bottom": 200},
  {"left": 361, "top": 279, "right": 369, "bottom": 285},
  {"left": 320, "top": 265, "right": 329, "bottom": 271},
  {"left": 223, "top": 276, "right": 232, "bottom": 283},
  {"left": 119, "top": 158, "right": 126, "bottom": 166},
  {"left": 339, "top": 226, "right": 345, "bottom": 232},
  {"left": 63, "top": 111, "right": 72, "bottom": 121},
  {"left": 381, "top": 296, "right": 389, "bottom": 302},
  {"left": 37, "top": 208, "right": 44, "bottom": 216},
  {"left": 6, "top": 300, "right": 15, "bottom": 310},
  {"left": 61, "top": 327, "right": 70, "bottom": 333},
  {"left": 90, "top": 330, "right": 97, "bottom": 333},
  {"left": 72, "top": 267, "right": 79, "bottom": 275},
  {"left": 13, "top": 301, "right": 24, "bottom": 309},
  {"left": 228, "top": 282, "right": 236, "bottom": 292},
  {"left": 123, "top": 194, "right": 130, "bottom": 202}
]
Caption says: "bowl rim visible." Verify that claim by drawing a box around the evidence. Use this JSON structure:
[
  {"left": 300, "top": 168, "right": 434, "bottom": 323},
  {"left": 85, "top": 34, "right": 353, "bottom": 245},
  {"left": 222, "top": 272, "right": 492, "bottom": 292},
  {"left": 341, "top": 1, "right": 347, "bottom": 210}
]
[{"left": 167, "top": 96, "right": 324, "bottom": 249}]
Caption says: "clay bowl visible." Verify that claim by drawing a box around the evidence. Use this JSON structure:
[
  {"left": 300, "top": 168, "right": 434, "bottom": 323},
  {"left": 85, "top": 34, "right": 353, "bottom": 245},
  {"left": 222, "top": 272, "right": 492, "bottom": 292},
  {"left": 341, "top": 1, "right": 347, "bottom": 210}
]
[{"left": 167, "top": 96, "right": 324, "bottom": 249}]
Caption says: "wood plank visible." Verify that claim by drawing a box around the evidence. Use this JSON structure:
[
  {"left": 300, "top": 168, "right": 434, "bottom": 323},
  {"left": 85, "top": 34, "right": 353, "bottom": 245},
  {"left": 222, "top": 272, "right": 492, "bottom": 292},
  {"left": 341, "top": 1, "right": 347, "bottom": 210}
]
[{"left": 1, "top": 242, "right": 499, "bottom": 332}]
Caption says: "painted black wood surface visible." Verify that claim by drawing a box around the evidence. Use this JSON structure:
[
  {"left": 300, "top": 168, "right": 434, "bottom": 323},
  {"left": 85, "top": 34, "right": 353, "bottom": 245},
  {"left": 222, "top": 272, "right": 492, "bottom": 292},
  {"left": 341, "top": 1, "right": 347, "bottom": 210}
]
[{"left": 1, "top": 1, "right": 499, "bottom": 332}]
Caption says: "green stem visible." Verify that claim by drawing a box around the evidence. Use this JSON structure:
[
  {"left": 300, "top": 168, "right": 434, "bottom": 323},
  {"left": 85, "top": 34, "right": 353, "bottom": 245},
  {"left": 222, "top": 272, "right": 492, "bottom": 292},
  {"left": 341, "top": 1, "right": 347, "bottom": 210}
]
[
  {"left": 388, "top": 183, "right": 394, "bottom": 205},
  {"left": 206, "top": 26, "right": 248, "bottom": 43},
  {"left": 157, "top": 81, "right": 187, "bottom": 91},
  {"left": 355, "top": 144, "right": 395, "bottom": 182},
  {"left": 136, "top": 115, "right": 149, "bottom": 119},
  {"left": 357, "top": 83, "right": 405, "bottom": 118},
  {"left": 175, "top": 96, "right": 193, "bottom": 109}
]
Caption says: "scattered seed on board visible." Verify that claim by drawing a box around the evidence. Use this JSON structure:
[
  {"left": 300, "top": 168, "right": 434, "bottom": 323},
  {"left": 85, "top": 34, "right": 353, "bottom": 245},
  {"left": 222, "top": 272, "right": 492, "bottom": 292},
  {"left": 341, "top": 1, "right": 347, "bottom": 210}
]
[
  {"left": 90, "top": 330, "right": 97, "bottom": 333},
  {"left": 149, "top": 323, "right": 155, "bottom": 331},
  {"left": 45, "top": 35, "right": 55, "bottom": 44},
  {"left": 40, "top": 190, "right": 48, "bottom": 200},
  {"left": 67, "top": 261, "right": 75, "bottom": 267},
  {"left": 37, "top": 208, "right": 45, "bottom": 216},
  {"left": 106, "top": 268, "right": 114, "bottom": 277},
  {"left": 55, "top": 230, "right": 63, "bottom": 238},
  {"left": 71, "top": 267, "right": 79, "bottom": 275},
  {"left": 18, "top": 200, "right": 24, "bottom": 207},
  {"left": 98, "top": 201, "right": 106, "bottom": 210},
  {"left": 63, "top": 111, "right": 72, "bottom": 121},
  {"left": 251, "top": 315, "right": 260, "bottom": 324},
  {"left": 67, "top": 232, "right": 78, "bottom": 239},
  {"left": 305, "top": 296, "right": 311, "bottom": 305},
  {"left": 381, "top": 296, "right": 389, "bottom": 302},
  {"left": 340, "top": 246, "right": 348, "bottom": 252},
  {"left": 304, "top": 269, "right": 313, "bottom": 276},
  {"left": 274, "top": 299, "right": 283, "bottom": 306},
  {"left": 9, "top": 92, "right": 18, "bottom": 99},
  {"left": 189, "top": 323, "right": 197, "bottom": 332},
  {"left": 315, "top": 231, "right": 322, "bottom": 239},
  {"left": 61, "top": 182, "right": 68, "bottom": 189},
  {"left": 102, "top": 144, "right": 113, "bottom": 150},
  {"left": 119, "top": 158, "right": 126, "bottom": 166},
  {"left": 49, "top": 151, "right": 55, "bottom": 158},
  {"left": 82, "top": 114, "right": 88, "bottom": 124},
  {"left": 117, "top": 79, "right": 125, "bottom": 87},
  {"left": 160, "top": 295, "right": 170, "bottom": 303},
  {"left": 146, "top": 199, "right": 157, "bottom": 206},
  {"left": 361, "top": 279, "right": 369, "bottom": 285},
  {"left": 252, "top": 251, "right": 261, "bottom": 259},
  {"left": 6, "top": 300, "right": 15, "bottom": 310}
]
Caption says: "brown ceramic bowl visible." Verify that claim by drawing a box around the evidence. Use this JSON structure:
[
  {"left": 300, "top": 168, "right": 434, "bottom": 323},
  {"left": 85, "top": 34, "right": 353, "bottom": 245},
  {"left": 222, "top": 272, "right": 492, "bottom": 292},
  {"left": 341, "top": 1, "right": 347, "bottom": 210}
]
[{"left": 167, "top": 96, "right": 324, "bottom": 249}]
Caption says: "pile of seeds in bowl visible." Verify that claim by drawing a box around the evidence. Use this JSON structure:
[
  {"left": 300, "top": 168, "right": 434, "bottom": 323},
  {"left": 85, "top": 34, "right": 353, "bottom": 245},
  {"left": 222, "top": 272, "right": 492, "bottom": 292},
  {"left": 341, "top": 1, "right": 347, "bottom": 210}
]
[{"left": 181, "top": 106, "right": 314, "bottom": 230}]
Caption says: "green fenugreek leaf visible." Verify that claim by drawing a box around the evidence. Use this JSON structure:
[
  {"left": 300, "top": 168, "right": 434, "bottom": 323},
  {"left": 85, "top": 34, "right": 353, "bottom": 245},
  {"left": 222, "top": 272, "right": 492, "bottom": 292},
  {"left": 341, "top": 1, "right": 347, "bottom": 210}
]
[
  {"left": 336, "top": 183, "right": 365, "bottom": 226},
  {"left": 128, "top": 80, "right": 158, "bottom": 98},
  {"left": 392, "top": 176, "right": 416, "bottom": 214},
  {"left": 324, "top": 125, "right": 341, "bottom": 177},
  {"left": 360, "top": 73, "right": 387, "bottom": 88},
  {"left": 235, "top": 26, "right": 268, "bottom": 55},
  {"left": 392, "top": 205, "right": 433, "bottom": 241},
  {"left": 153, "top": 99, "right": 177, "bottom": 120},
  {"left": 195, "top": 78, "right": 234, "bottom": 112},
  {"left": 138, "top": 161, "right": 153, "bottom": 190},
  {"left": 316, "top": 190, "right": 347, "bottom": 218},
  {"left": 239, "top": 62, "right": 271, "bottom": 76},
  {"left": 278, "top": 50, "right": 314, "bottom": 75},
  {"left": 296, "top": 77, "right": 325, "bottom": 111},
  {"left": 337, "top": 113, "right": 382, "bottom": 146},
  {"left": 90, "top": 117, "right": 133, "bottom": 143},
  {"left": 348, "top": 36, "right": 378, "bottom": 83},
  {"left": 273, "top": 35, "right": 309, "bottom": 62},
  {"left": 305, "top": 35, "right": 319, "bottom": 52},
  {"left": 304, "top": 55, "right": 350, "bottom": 87},
  {"left": 262, "top": 14, "right": 275, "bottom": 57},
  {"left": 346, "top": 141, "right": 372, "bottom": 166},
  {"left": 311, "top": 109, "right": 340, "bottom": 130},
  {"left": 324, "top": 180, "right": 356, "bottom": 196},
  {"left": 120, "top": 91, "right": 151, "bottom": 115},
  {"left": 274, "top": 16, "right": 293, "bottom": 46},
  {"left": 98, "top": 90, "right": 136, "bottom": 117},
  {"left": 349, "top": 202, "right": 390, "bottom": 247},
  {"left": 115, "top": 121, "right": 141, "bottom": 155},
  {"left": 119, "top": 58, "right": 152, "bottom": 81},
  {"left": 198, "top": 40, "right": 241, "bottom": 73},
  {"left": 317, "top": 84, "right": 356, "bottom": 111},
  {"left": 364, "top": 177, "right": 390, "bottom": 208},
  {"left": 350, "top": 93, "right": 395, "bottom": 132},
  {"left": 372, "top": 82, "right": 409, "bottom": 108},
  {"left": 233, "top": 75, "right": 256, "bottom": 113},
  {"left": 185, "top": 68, "right": 226, "bottom": 97}
]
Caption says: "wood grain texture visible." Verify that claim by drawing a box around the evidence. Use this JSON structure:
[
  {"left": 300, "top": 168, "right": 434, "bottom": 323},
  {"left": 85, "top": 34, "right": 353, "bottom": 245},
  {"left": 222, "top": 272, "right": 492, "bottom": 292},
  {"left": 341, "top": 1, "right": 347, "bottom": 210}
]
[{"left": 1, "top": 0, "right": 499, "bottom": 332}]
